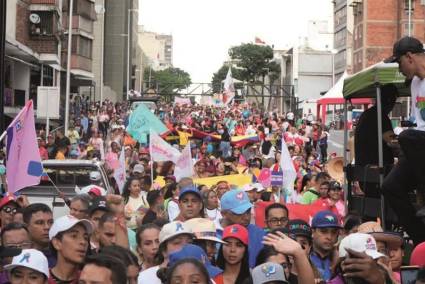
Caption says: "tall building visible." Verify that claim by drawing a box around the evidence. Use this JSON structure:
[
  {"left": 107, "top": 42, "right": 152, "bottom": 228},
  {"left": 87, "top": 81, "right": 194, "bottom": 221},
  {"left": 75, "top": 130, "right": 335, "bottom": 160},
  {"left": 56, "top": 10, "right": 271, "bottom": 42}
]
[
  {"left": 5, "top": 0, "right": 97, "bottom": 120},
  {"left": 138, "top": 26, "right": 173, "bottom": 71},
  {"left": 5, "top": 0, "right": 62, "bottom": 117},
  {"left": 333, "top": 0, "right": 354, "bottom": 79},
  {"left": 352, "top": 0, "right": 425, "bottom": 73},
  {"left": 281, "top": 46, "right": 334, "bottom": 115},
  {"left": 102, "top": 0, "right": 139, "bottom": 102}
]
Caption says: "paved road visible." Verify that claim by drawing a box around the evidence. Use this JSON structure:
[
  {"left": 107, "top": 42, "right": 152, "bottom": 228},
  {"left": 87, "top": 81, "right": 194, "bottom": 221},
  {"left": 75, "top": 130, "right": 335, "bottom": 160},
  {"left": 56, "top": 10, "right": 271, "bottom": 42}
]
[{"left": 327, "top": 129, "right": 345, "bottom": 156}]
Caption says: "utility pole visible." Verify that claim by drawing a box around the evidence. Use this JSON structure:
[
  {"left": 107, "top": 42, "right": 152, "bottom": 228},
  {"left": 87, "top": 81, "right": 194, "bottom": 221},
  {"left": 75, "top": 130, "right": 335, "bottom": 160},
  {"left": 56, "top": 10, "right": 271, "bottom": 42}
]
[
  {"left": 64, "top": 0, "right": 74, "bottom": 136},
  {"left": 0, "top": 0, "right": 6, "bottom": 136}
]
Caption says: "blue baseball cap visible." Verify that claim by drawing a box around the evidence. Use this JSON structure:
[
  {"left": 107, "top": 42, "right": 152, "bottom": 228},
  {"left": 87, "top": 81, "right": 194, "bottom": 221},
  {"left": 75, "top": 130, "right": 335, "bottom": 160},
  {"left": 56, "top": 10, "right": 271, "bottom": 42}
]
[
  {"left": 311, "top": 210, "right": 341, "bottom": 229},
  {"left": 168, "top": 244, "right": 223, "bottom": 278},
  {"left": 179, "top": 185, "right": 201, "bottom": 200},
  {"left": 220, "top": 189, "right": 252, "bottom": 215}
]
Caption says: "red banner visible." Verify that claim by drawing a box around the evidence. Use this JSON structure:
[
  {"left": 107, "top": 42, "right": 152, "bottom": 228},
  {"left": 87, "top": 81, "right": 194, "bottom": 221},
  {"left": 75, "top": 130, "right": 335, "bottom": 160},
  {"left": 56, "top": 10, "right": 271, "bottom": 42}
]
[{"left": 254, "top": 200, "right": 340, "bottom": 228}]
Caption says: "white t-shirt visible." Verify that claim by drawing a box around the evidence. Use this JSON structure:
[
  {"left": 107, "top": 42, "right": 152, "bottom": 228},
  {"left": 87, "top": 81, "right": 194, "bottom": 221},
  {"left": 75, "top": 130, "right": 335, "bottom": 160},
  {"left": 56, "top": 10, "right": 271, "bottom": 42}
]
[
  {"left": 205, "top": 208, "right": 223, "bottom": 230},
  {"left": 138, "top": 265, "right": 161, "bottom": 284},
  {"left": 167, "top": 199, "right": 180, "bottom": 221},
  {"left": 410, "top": 76, "right": 425, "bottom": 131}
]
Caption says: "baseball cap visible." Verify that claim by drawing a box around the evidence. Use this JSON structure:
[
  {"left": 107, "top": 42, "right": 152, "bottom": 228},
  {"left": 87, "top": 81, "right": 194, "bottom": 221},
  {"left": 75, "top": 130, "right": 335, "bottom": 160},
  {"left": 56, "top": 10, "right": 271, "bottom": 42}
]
[
  {"left": 79, "top": 185, "right": 106, "bottom": 197},
  {"left": 329, "top": 181, "right": 342, "bottom": 191},
  {"left": 89, "top": 171, "right": 101, "bottom": 182},
  {"left": 287, "top": 219, "right": 312, "bottom": 239},
  {"left": 133, "top": 164, "right": 145, "bottom": 174},
  {"left": 252, "top": 262, "right": 288, "bottom": 284},
  {"left": 184, "top": 218, "right": 225, "bottom": 244},
  {"left": 49, "top": 215, "right": 93, "bottom": 240},
  {"left": 220, "top": 190, "right": 252, "bottom": 215},
  {"left": 223, "top": 224, "right": 248, "bottom": 246},
  {"left": 179, "top": 185, "right": 201, "bottom": 200},
  {"left": 311, "top": 210, "right": 341, "bottom": 229},
  {"left": 88, "top": 197, "right": 110, "bottom": 215},
  {"left": 385, "top": 36, "right": 425, "bottom": 63},
  {"left": 5, "top": 249, "right": 49, "bottom": 278},
  {"left": 357, "top": 221, "right": 403, "bottom": 249},
  {"left": 159, "top": 221, "right": 193, "bottom": 245},
  {"left": 0, "top": 194, "right": 17, "bottom": 210},
  {"left": 242, "top": 184, "right": 255, "bottom": 192},
  {"left": 168, "top": 244, "right": 223, "bottom": 278},
  {"left": 410, "top": 241, "right": 425, "bottom": 266},
  {"left": 252, "top": 183, "right": 265, "bottom": 192},
  {"left": 339, "top": 233, "right": 385, "bottom": 260}
]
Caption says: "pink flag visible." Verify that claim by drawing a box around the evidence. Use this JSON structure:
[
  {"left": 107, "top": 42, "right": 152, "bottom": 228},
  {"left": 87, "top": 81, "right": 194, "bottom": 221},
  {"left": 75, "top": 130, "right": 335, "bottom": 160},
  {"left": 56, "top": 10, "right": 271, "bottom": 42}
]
[
  {"left": 6, "top": 100, "right": 42, "bottom": 194},
  {"left": 174, "top": 142, "right": 194, "bottom": 182},
  {"left": 113, "top": 147, "right": 126, "bottom": 194}
]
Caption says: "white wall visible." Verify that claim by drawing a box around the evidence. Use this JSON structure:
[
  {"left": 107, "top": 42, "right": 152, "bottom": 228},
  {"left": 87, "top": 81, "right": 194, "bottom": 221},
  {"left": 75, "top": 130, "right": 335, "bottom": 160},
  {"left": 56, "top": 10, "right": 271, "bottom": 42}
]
[{"left": 6, "top": 0, "right": 16, "bottom": 40}]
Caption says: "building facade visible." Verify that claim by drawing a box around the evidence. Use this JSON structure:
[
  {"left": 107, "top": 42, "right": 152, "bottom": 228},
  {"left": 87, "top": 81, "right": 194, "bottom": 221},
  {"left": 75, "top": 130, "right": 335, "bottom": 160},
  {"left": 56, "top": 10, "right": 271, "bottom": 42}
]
[
  {"left": 281, "top": 46, "right": 334, "bottom": 116},
  {"left": 102, "top": 0, "right": 139, "bottom": 102},
  {"left": 333, "top": 0, "right": 354, "bottom": 79},
  {"left": 138, "top": 26, "right": 173, "bottom": 71},
  {"left": 5, "top": 0, "right": 97, "bottom": 120},
  {"left": 352, "top": 0, "right": 425, "bottom": 73}
]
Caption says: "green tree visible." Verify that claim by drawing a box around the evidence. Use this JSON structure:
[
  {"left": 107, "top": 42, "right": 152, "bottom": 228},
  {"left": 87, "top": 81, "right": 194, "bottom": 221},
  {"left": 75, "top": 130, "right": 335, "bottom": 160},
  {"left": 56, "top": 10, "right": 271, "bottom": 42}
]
[
  {"left": 228, "top": 43, "right": 280, "bottom": 83},
  {"left": 144, "top": 67, "right": 191, "bottom": 95}
]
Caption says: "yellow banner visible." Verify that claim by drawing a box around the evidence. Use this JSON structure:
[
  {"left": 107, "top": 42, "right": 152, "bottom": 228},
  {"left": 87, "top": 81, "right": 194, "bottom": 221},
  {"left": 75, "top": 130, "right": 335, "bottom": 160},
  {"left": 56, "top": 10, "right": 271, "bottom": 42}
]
[{"left": 154, "top": 173, "right": 253, "bottom": 188}]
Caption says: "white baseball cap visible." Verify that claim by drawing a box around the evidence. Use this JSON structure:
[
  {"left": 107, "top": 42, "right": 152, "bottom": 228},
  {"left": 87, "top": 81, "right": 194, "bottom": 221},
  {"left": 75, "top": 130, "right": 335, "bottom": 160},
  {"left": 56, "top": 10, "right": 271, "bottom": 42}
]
[
  {"left": 339, "top": 233, "right": 386, "bottom": 260},
  {"left": 242, "top": 184, "right": 255, "bottom": 192},
  {"left": 252, "top": 183, "right": 265, "bottom": 192},
  {"left": 49, "top": 215, "right": 93, "bottom": 240},
  {"left": 159, "top": 221, "right": 193, "bottom": 245},
  {"left": 133, "top": 164, "right": 145, "bottom": 173},
  {"left": 5, "top": 249, "right": 49, "bottom": 278},
  {"left": 184, "top": 218, "right": 225, "bottom": 244},
  {"left": 89, "top": 171, "right": 101, "bottom": 181}
]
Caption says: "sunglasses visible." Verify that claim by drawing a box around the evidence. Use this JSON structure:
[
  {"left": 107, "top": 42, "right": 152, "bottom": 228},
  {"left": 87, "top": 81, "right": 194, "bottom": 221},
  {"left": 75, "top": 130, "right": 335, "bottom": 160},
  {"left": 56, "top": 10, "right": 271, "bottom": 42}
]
[{"left": 2, "top": 206, "right": 18, "bottom": 214}]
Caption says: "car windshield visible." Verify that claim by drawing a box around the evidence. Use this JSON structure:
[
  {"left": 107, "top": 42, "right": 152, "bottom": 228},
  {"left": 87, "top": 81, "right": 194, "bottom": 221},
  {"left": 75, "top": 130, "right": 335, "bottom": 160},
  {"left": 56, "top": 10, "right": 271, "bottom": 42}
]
[
  {"left": 131, "top": 101, "right": 157, "bottom": 112},
  {"left": 40, "top": 166, "right": 104, "bottom": 189}
]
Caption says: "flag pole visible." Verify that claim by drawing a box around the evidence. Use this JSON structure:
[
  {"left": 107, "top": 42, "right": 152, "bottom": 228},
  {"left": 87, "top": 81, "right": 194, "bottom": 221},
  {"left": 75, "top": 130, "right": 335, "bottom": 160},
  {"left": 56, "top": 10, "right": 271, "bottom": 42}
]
[{"left": 149, "top": 129, "right": 154, "bottom": 187}]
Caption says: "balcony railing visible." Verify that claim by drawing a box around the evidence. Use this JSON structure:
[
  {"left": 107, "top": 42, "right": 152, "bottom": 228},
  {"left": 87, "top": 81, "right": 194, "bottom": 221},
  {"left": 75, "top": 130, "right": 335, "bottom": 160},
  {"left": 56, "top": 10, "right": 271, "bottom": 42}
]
[{"left": 31, "top": 0, "right": 57, "bottom": 4}]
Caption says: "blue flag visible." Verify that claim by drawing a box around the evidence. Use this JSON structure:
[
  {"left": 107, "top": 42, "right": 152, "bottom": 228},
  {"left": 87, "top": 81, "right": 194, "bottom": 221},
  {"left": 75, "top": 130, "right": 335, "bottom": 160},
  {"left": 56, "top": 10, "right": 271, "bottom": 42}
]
[{"left": 126, "top": 103, "right": 168, "bottom": 143}]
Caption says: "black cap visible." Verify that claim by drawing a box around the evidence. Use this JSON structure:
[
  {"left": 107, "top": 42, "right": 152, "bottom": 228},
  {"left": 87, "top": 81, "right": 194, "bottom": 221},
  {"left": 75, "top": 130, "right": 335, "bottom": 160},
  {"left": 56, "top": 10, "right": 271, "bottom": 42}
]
[
  {"left": 329, "top": 181, "right": 342, "bottom": 190},
  {"left": 287, "top": 219, "right": 312, "bottom": 238},
  {"left": 385, "top": 36, "right": 425, "bottom": 63},
  {"left": 0, "top": 246, "right": 21, "bottom": 258},
  {"left": 88, "top": 197, "right": 110, "bottom": 216}
]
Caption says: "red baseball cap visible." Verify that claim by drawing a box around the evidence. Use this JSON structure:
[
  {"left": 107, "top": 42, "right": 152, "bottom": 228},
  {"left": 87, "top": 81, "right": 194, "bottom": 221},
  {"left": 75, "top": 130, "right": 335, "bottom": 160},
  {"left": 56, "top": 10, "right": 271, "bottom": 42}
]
[
  {"left": 0, "top": 195, "right": 17, "bottom": 210},
  {"left": 88, "top": 187, "right": 102, "bottom": 197},
  {"left": 410, "top": 241, "right": 425, "bottom": 266},
  {"left": 223, "top": 224, "right": 248, "bottom": 246}
]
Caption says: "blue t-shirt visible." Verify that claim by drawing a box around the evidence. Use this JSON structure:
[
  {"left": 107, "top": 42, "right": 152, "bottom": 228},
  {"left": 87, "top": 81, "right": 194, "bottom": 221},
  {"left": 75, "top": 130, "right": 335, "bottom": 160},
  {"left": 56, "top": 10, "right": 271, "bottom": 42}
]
[
  {"left": 310, "top": 250, "right": 332, "bottom": 281},
  {"left": 247, "top": 224, "right": 265, "bottom": 268}
]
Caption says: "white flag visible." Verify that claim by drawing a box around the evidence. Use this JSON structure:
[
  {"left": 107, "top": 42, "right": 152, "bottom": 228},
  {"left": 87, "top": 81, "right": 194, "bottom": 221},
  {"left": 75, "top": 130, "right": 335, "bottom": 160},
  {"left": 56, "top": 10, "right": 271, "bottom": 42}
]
[
  {"left": 280, "top": 136, "right": 297, "bottom": 195},
  {"left": 113, "top": 147, "right": 126, "bottom": 194},
  {"left": 223, "top": 67, "right": 235, "bottom": 106},
  {"left": 174, "top": 142, "right": 194, "bottom": 182},
  {"left": 149, "top": 130, "right": 181, "bottom": 163}
]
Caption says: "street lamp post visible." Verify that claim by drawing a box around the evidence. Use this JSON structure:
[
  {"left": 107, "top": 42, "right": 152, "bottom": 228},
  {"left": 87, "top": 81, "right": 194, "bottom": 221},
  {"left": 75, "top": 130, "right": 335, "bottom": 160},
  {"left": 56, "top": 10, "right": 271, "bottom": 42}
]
[
  {"left": 126, "top": 8, "right": 138, "bottom": 101},
  {"left": 64, "top": 0, "right": 74, "bottom": 136}
]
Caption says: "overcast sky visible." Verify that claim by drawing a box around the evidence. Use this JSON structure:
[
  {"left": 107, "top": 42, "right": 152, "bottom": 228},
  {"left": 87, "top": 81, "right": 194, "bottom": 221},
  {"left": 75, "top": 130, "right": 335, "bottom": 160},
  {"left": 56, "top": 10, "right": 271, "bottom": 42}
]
[{"left": 139, "top": 0, "right": 334, "bottom": 82}]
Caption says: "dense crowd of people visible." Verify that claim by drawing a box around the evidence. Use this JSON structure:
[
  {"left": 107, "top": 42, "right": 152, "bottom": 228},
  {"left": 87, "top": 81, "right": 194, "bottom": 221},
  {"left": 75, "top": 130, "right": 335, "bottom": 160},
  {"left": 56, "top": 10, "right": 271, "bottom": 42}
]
[{"left": 3, "top": 34, "right": 425, "bottom": 283}]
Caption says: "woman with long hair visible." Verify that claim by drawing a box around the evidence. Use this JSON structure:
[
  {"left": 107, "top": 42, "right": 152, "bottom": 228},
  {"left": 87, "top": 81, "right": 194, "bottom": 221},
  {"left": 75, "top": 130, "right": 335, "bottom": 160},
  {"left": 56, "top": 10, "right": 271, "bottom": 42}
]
[
  {"left": 214, "top": 224, "right": 251, "bottom": 284},
  {"left": 202, "top": 189, "right": 222, "bottom": 229},
  {"left": 122, "top": 176, "right": 148, "bottom": 230},
  {"left": 163, "top": 183, "right": 180, "bottom": 221}
]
